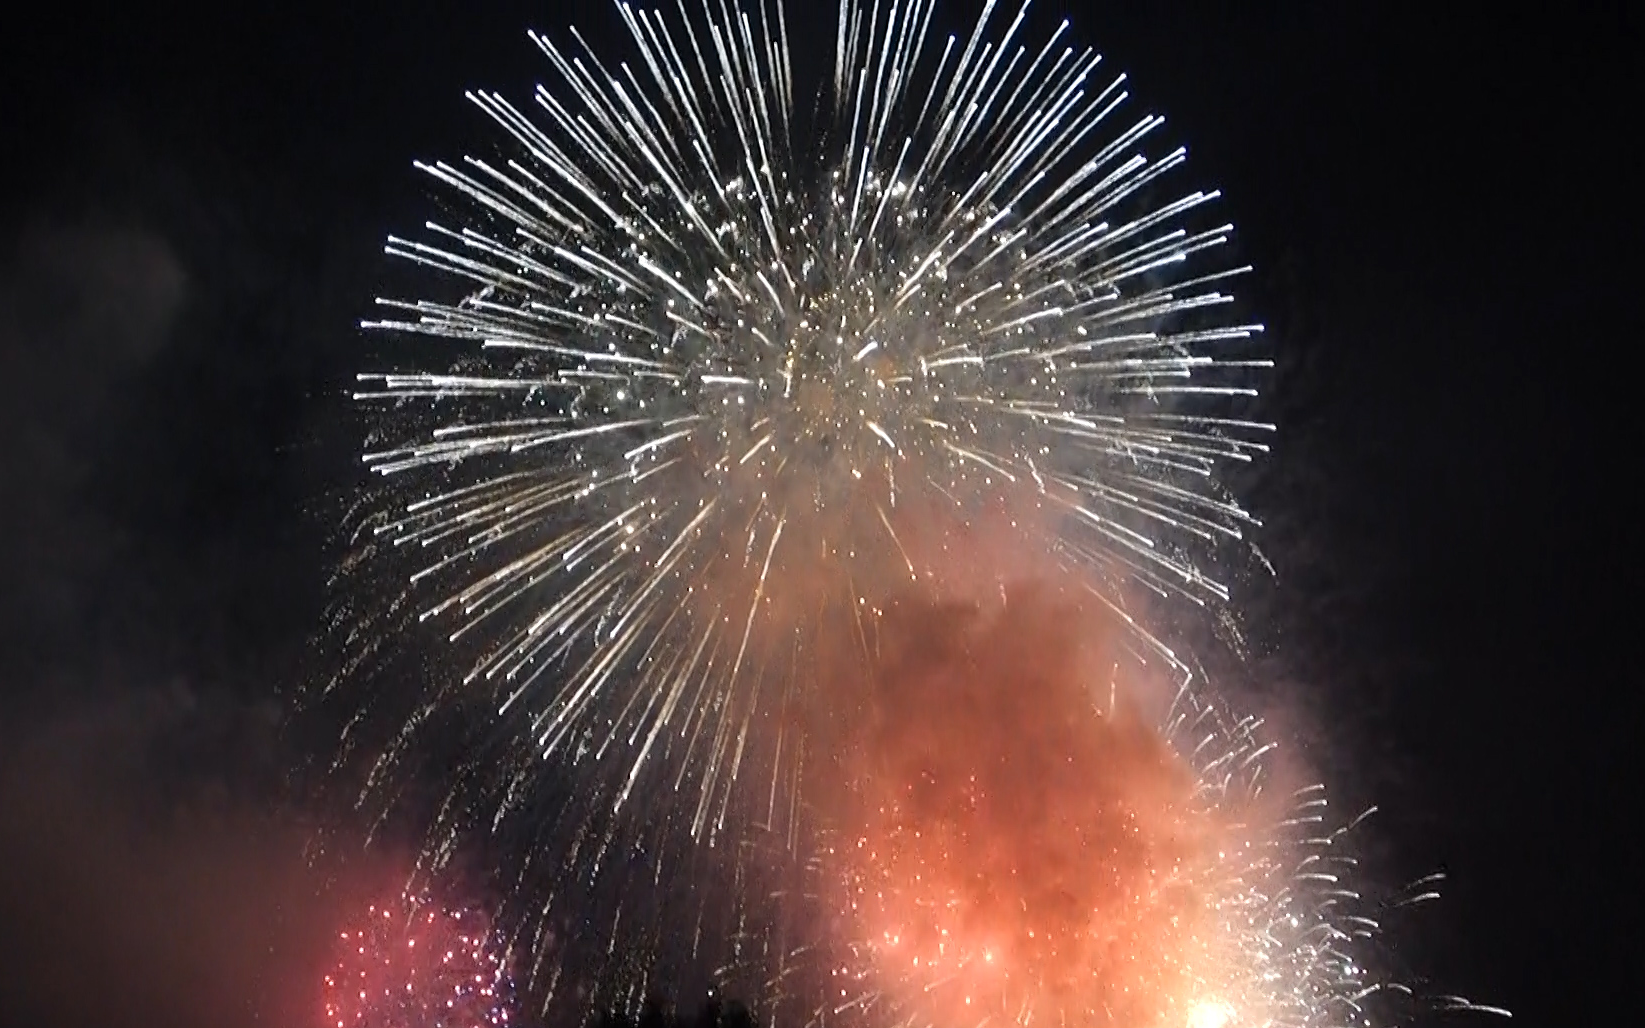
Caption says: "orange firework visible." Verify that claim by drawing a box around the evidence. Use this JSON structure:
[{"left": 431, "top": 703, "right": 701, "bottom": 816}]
[{"left": 816, "top": 588, "right": 1248, "bottom": 1028}]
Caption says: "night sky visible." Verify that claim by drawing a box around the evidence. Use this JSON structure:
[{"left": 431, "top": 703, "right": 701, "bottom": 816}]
[{"left": 0, "top": 2, "right": 1629, "bottom": 1026}]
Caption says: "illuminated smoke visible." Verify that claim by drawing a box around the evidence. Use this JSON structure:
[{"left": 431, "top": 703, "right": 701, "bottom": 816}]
[{"left": 823, "top": 588, "right": 1222, "bottom": 1028}]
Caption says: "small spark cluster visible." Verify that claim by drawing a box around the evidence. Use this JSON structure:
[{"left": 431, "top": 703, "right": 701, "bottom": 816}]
[{"left": 323, "top": 899, "right": 515, "bottom": 1028}]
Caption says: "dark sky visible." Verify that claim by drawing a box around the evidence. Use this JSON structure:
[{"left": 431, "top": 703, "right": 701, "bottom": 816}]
[{"left": 0, "top": 2, "right": 1630, "bottom": 1026}]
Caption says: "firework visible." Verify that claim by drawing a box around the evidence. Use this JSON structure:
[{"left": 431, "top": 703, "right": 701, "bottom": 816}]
[
  {"left": 715, "top": 589, "right": 1506, "bottom": 1028},
  {"left": 327, "top": 0, "right": 1495, "bottom": 1024},
  {"left": 324, "top": 896, "right": 516, "bottom": 1028},
  {"left": 352, "top": 0, "right": 1258, "bottom": 858}
]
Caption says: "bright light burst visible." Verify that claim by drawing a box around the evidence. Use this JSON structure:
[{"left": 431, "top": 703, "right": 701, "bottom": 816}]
[
  {"left": 734, "top": 592, "right": 1502, "bottom": 1028},
  {"left": 324, "top": 898, "right": 515, "bottom": 1028},
  {"left": 328, "top": 0, "right": 1500, "bottom": 1025}
]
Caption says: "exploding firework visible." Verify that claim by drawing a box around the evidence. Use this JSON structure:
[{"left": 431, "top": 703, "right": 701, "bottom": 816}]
[
  {"left": 348, "top": 0, "right": 1259, "bottom": 870},
  {"left": 713, "top": 588, "right": 1506, "bottom": 1028},
  {"left": 324, "top": 0, "right": 1497, "bottom": 1025},
  {"left": 324, "top": 896, "right": 516, "bottom": 1028},
  {"left": 803, "top": 591, "right": 1380, "bottom": 1028}
]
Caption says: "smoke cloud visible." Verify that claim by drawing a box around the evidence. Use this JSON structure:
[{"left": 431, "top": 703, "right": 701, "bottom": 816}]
[{"left": 814, "top": 584, "right": 1235, "bottom": 1028}]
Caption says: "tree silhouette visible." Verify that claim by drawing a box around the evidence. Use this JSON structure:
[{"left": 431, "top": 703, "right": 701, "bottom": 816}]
[{"left": 593, "top": 996, "right": 755, "bottom": 1028}]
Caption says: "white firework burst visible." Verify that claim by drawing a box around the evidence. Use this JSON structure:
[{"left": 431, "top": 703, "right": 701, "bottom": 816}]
[{"left": 357, "top": 0, "right": 1262, "bottom": 834}]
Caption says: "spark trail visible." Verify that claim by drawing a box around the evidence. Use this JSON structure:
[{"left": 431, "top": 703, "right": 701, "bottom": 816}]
[{"left": 323, "top": 0, "right": 1497, "bottom": 1025}]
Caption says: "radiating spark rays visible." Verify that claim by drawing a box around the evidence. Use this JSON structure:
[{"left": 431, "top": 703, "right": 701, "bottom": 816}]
[{"left": 325, "top": 0, "right": 1484, "bottom": 1025}]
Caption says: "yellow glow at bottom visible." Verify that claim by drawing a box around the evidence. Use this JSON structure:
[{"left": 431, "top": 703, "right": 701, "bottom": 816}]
[{"left": 1186, "top": 1000, "right": 1235, "bottom": 1028}]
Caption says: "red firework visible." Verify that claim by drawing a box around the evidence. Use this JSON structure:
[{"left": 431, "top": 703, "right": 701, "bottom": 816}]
[{"left": 323, "top": 897, "right": 514, "bottom": 1028}]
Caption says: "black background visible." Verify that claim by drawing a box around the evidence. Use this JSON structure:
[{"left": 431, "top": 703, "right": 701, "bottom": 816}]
[{"left": 0, "top": 2, "right": 1630, "bottom": 1025}]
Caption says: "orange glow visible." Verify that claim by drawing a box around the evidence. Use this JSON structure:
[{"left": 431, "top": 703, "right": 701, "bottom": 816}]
[{"left": 818, "top": 587, "right": 1233, "bottom": 1028}]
